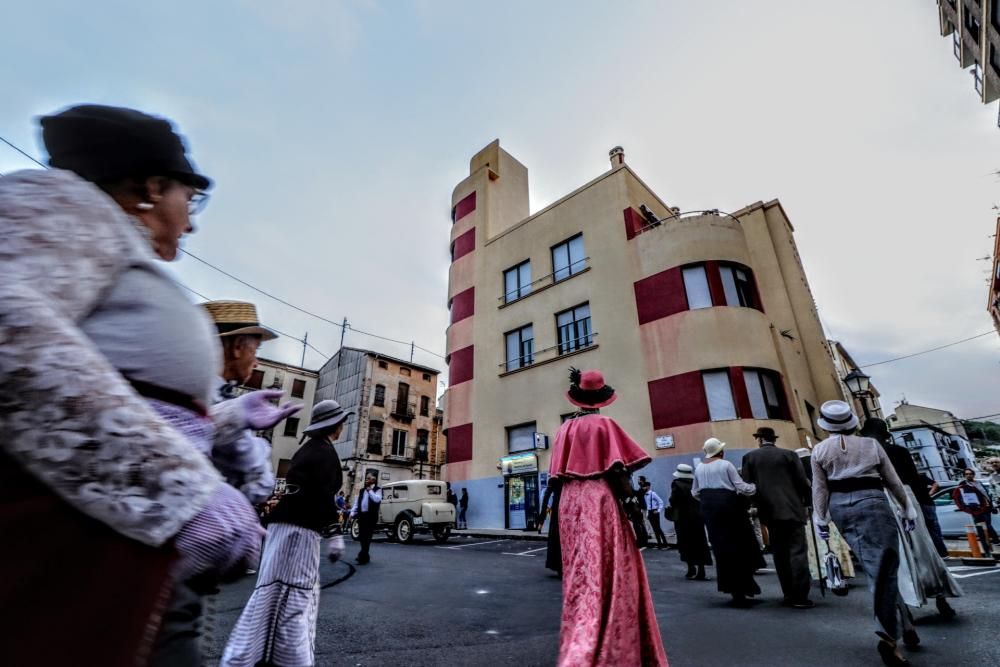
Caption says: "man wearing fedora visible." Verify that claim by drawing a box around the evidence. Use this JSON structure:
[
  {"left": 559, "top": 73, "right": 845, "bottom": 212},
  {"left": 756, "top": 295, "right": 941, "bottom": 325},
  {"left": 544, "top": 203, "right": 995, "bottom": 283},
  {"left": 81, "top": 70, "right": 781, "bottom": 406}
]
[
  {"left": 741, "top": 426, "right": 814, "bottom": 609},
  {"left": 222, "top": 399, "right": 352, "bottom": 667},
  {"left": 201, "top": 300, "right": 285, "bottom": 506}
]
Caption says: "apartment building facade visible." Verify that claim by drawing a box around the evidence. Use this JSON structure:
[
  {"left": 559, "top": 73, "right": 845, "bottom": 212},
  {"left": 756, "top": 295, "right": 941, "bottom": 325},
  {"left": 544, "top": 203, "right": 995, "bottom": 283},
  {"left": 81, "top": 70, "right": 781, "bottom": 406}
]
[
  {"left": 442, "top": 141, "right": 844, "bottom": 530},
  {"left": 314, "top": 347, "right": 445, "bottom": 501},
  {"left": 936, "top": 0, "right": 1000, "bottom": 125},
  {"left": 239, "top": 357, "right": 319, "bottom": 479}
]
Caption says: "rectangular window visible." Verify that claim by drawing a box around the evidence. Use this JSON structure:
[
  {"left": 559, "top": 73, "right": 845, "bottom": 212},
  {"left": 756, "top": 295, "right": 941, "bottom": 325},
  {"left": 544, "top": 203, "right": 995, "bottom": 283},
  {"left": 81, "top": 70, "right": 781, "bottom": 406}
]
[
  {"left": 504, "top": 324, "right": 535, "bottom": 371},
  {"left": 419, "top": 395, "right": 430, "bottom": 417},
  {"left": 422, "top": 373, "right": 431, "bottom": 381},
  {"left": 245, "top": 369, "right": 265, "bottom": 390},
  {"left": 373, "top": 384, "right": 386, "bottom": 407},
  {"left": 392, "top": 429, "right": 407, "bottom": 457},
  {"left": 400, "top": 367, "right": 411, "bottom": 377},
  {"left": 503, "top": 260, "right": 532, "bottom": 303},
  {"left": 551, "top": 234, "right": 586, "bottom": 282},
  {"left": 378, "top": 360, "right": 388, "bottom": 369},
  {"left": 718, "top": 263, "right": 758, "bottom": 309},
  {"left": 507, "top": 422, "right": 537, "bottom": 453},
  {"left": 702, "top": 370, "right": 737, "bottom": 421},
  {"left": 291, "top": 378, "right": 307, "bottom": 399},
  {"left": 282, "top": 417, "right": 300, "bottom": 438},
  {"left": 743, "top": 369, "right": 787, "bottom": 420},
  {"left": 556, "top": 303, "right": 593, "bottom": 354},
  {"left": 967, "top": 9, "right": 981, "bottom": 43},
  {"left": 682, "top": 266, "right": 712, "bottom": 309},
  {"left": 396, "top": 382, "right": 410, "bottom": 411},
  {"left": 367, "top": 420, "right": 384, "bottom": 454}
]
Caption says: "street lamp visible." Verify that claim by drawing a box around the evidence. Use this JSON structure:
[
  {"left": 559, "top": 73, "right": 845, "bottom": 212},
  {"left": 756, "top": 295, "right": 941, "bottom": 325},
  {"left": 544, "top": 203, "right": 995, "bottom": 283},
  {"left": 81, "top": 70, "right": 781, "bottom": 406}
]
[{"left": 843, "top": 369, "right": 872, "bottom": 421}]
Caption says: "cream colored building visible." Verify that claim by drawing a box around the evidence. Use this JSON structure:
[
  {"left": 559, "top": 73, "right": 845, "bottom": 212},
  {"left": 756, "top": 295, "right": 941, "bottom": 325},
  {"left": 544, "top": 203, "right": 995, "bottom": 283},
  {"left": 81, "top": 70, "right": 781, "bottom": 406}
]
[
  {"left": 315, "top": 347, "right": 445, "bottom": 501},
  {"left": 443, "top": 141, "right": 844, "bottom": 529},
  {"left": 239, "top": 357, "right": 319, "bottom": 479}
]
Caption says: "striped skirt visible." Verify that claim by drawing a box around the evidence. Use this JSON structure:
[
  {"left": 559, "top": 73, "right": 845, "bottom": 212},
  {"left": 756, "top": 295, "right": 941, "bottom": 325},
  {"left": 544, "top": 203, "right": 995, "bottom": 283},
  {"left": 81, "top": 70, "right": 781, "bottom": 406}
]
[{"left": 221, "top": 523, "right": 321, "bottom": 667}]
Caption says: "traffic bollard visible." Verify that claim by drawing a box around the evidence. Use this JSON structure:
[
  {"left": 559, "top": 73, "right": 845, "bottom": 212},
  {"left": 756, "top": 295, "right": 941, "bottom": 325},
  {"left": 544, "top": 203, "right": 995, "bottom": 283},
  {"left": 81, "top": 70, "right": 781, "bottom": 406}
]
[{"left": 966, "top": 524, "right": 983, "bottom": 558}]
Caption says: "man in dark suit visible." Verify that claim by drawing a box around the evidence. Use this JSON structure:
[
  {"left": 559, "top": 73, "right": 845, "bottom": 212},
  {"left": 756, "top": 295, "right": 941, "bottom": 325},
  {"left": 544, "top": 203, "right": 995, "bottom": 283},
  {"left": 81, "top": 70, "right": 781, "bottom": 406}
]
[
  {"left": 351, "top": 473, "right": 382, "bottom": 565},
  {"left": 741, "top": 427, "right": 813, "bottom": 609}
]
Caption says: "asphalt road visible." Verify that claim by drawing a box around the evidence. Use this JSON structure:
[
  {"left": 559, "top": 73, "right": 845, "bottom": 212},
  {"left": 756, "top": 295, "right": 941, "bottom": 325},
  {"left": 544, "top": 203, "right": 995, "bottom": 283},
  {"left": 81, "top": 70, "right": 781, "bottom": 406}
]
[{"left": 205, "top": 534, "right": 1000, "bottom": 666}]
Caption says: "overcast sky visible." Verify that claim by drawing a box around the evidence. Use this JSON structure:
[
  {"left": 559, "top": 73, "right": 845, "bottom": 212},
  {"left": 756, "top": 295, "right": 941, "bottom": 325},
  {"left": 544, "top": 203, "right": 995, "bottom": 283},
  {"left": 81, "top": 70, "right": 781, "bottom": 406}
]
[{"left": 3, "top": 1, "right": 1000, "bottom": 419}]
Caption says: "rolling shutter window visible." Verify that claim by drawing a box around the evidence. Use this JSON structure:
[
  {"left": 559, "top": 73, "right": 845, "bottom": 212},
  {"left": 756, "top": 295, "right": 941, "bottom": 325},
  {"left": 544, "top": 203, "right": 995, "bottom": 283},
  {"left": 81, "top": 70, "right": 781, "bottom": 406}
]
[
  {"left": 702, "top": 370, "right": 737, "bottom": 421},
  {"left": 682, "top": 266, "right": 712, "bottom": 309},
  {"left": 507, "top": 423, "right": 536, "bottom": 453}
]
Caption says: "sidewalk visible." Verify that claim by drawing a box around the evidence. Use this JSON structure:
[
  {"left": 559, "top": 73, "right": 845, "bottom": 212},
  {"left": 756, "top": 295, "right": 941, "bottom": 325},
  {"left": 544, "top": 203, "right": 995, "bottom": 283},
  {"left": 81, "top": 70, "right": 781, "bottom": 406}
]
[{"left": 452, "top": 527, "right": 548, "bottom": 542}]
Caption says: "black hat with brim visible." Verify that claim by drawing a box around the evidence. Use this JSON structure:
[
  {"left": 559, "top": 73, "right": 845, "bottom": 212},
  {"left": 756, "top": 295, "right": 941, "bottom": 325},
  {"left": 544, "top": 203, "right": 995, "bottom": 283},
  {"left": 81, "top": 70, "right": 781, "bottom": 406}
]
[
  {"left": 41, "top": 104, "right": 211, "bottom": 190},
  {"left": 752, "top": 427, "right": 778, "bottom": 440}
]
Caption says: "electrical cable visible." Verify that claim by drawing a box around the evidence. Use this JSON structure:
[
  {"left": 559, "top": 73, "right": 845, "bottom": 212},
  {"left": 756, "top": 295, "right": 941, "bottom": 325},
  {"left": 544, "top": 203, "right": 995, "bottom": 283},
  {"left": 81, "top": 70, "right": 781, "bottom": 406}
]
[
  {"left": 858, "top": 331, "right": 995, "bottom": 368},
  {"left": 0, "top": 135, "right": 47, "bottom": 169}
]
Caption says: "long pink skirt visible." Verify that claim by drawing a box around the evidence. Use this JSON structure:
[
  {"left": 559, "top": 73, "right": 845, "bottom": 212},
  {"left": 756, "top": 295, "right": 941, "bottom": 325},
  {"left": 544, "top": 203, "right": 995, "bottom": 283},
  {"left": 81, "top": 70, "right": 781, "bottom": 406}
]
[{"left": 558, "top": 478, "right": 669, "bottom": 667}]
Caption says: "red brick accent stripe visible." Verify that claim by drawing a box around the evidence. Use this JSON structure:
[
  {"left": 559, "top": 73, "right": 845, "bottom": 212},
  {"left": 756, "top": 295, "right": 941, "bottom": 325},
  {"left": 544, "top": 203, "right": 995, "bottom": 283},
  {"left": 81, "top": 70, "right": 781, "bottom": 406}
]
[
  {"left": 449, "top": 345, "right": 474, "bottom": 385},
  {"left": 450, "top": 286, "right": 475, "bottom": 324},
  {"left": 452, "top": 192, "right": 477, "bottom": 223},
  {"left": 648, "top": 371, "right": 709, "bottom": 430},
  {"left": 452, "top": 227, "right": 475, "bottom": 262},
  {"left": 633, "top": 267, "right": 687, "bottom": 325},
  {"left": 447, "top": 423, "right": 473, "bottom": 463}
]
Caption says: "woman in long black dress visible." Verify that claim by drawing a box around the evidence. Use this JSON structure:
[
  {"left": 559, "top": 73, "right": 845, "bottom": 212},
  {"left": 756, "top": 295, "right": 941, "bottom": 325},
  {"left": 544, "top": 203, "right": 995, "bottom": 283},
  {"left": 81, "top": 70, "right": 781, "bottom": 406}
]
[
  {"left": 539, "top": 477, "right": 562, "bottom": 575},
  {"left": 669, "top": 464, "right": 712, "bottom": 580}
]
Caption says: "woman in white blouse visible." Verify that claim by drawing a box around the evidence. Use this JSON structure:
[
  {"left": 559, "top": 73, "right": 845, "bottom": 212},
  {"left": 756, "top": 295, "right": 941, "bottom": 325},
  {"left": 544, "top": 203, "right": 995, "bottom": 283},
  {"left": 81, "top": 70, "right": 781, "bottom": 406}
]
[{"left": 693, "top": 437, "right": 761, "bottom": 606}]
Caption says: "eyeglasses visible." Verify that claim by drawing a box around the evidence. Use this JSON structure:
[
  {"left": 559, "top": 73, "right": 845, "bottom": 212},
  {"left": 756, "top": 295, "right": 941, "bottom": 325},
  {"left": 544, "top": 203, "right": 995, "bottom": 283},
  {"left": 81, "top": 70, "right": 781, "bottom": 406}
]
[{"left": 188, "top": 191, "right": 210, "bottom": 216}]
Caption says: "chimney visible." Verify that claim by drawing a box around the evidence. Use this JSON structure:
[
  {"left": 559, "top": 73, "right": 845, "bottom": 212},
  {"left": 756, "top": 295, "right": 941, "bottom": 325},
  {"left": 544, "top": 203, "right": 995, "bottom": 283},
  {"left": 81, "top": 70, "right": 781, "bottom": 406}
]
[{"left": 609, "top": 146, "right": 625, "bottom": 169}]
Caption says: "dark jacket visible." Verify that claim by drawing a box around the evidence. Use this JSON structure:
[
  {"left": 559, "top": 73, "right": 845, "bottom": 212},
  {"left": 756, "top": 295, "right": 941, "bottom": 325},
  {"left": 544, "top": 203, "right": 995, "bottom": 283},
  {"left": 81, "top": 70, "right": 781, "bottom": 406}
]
[
  {"left": 882, "top": 443, "right": 933, "bottom": 506},
  {"left": 741, "top": 443, "right": 811, "bottom": 524},
  {"left": 266, "top": 436, "right": 343, "bottom": 532}
]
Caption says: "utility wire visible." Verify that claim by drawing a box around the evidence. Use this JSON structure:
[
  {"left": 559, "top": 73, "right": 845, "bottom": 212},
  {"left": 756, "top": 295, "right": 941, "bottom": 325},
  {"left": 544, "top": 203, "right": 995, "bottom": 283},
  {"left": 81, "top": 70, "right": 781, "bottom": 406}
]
[
  {"left": 0, "top": 135, "right": 47, "bottom": 169},
  {"left": 859, "top": 331, "right": 995, "bottom": 368}
]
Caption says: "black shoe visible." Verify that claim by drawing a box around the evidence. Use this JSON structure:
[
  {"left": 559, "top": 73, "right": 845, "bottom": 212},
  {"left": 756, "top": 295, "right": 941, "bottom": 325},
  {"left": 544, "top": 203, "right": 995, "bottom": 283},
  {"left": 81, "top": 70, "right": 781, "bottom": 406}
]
[
  {"left": 877, "top": 639, "right": 909, "bottom": 667},
  {"left": 935, "top": 597, "right": 957, "bottom": 619},
  {"left": 685, "top": 566, "right": 697, "bottom": 579},
  {"left": 901, "top": 629, "right": 920, "bottom": 648}
]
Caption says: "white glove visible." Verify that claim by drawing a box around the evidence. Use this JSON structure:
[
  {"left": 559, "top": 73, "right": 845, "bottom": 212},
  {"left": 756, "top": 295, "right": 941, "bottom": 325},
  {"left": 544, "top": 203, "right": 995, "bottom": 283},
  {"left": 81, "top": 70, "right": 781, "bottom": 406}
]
[{"left": 327, "top": 535, "right": 346, "bottom": 562}]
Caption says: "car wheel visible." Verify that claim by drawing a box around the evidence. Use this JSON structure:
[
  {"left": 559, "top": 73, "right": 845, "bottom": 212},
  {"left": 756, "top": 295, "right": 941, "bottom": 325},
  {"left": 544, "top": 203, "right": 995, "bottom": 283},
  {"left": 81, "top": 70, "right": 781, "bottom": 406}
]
[
  {"left": 349, "top": 519, "right": 360, "bottom": 541},
  {"left": 395, "top": 513, "right": 415, "bottom": 544},
  {"left": 433, "top": 526, "right": 451, "bottom": 543}
]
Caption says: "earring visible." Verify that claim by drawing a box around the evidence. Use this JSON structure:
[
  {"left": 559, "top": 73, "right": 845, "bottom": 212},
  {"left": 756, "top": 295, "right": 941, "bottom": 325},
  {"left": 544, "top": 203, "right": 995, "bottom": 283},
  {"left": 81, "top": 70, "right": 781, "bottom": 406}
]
[{"left": 136, "top": 202, "right": 154, "bottom": 211}]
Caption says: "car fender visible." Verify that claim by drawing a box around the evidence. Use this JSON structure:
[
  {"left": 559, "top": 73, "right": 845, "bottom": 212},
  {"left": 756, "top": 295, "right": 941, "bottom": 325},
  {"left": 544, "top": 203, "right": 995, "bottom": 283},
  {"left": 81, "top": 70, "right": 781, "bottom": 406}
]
[{"left": 421, "top": 501, "right": 456, "bottom": 524}]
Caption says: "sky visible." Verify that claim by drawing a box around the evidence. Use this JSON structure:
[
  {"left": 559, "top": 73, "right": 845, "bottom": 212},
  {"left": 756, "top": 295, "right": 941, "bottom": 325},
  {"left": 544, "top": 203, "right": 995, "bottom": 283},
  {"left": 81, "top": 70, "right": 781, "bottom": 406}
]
[{"left": 3, "top": 1, "right": 1000, "bottom": 419}]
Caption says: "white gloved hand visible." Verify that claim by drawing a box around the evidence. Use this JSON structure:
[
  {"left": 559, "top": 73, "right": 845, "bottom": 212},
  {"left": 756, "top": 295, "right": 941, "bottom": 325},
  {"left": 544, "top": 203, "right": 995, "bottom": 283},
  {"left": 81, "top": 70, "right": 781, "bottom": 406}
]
[{"left": 327, "top": 534, "right": 346, "bottom": 562}]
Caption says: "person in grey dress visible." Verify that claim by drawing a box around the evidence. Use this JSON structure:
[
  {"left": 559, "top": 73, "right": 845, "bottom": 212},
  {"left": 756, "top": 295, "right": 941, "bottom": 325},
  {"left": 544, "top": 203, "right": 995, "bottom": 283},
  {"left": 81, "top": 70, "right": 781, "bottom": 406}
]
[{"left": 812, "top": 401, "right": 918, "bottom": 667}]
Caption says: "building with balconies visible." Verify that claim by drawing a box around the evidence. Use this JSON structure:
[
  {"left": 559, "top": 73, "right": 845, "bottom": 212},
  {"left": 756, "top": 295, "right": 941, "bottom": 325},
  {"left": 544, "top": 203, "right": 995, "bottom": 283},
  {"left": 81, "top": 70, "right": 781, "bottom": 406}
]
[
  {"left": 935, "top": 1, "right": 1000, "bottom": 126},
  {"left": 888, "top": 401, "right": 979, "bottom": 481},
  {"left": 314, "top": 347, "right": 444, "bottom": 500},
  {"left": 442, "top": 141, "right": 844, "bottom": 530}
]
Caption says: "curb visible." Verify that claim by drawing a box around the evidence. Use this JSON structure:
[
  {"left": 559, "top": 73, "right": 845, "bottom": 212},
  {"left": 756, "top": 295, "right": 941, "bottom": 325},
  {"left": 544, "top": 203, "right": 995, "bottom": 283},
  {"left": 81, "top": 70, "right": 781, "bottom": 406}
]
[{"left": 453, "top": 531, "right": 548, "bottom": 542}]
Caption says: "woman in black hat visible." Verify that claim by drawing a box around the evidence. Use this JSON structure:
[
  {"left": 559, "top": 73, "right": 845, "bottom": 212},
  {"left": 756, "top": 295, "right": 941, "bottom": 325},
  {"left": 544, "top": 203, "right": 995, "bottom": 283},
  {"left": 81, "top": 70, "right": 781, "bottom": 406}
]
[{"left": 0, "top": 104, "right": 294, "bottom": 666}]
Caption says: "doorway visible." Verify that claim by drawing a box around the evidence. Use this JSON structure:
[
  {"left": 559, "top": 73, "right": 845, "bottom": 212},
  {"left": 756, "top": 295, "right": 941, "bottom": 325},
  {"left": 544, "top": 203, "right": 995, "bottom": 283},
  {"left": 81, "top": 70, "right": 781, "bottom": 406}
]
[{"left": 505, "top": 474, "right": 540, "bottom": 530}]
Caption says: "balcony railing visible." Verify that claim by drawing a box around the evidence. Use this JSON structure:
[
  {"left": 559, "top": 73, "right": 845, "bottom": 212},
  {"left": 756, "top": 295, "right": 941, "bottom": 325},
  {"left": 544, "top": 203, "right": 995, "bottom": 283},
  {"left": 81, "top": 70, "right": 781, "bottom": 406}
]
[
  {"left": 498, "top": 257, "right": 590, "bottom": 305},
  {"left": 499, "top": 332, "right": 599, "bottom": 373},
  {"left": 391, "top": 400, "right": 417, "bottom": 421}
]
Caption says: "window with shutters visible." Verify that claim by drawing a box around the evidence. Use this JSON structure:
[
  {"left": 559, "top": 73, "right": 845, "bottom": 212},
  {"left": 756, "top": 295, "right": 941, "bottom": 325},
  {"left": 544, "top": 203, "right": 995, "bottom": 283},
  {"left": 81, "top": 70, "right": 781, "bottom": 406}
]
[
  {"left": 419, "top": 395, "right": 430, "bottom": 417},
  {"left": 373, "top": 384, "right": 386, "bottom": 407},
  {"left": 392, "top": 429, "right": 407, "bottom": 457},
  {"left": 283, "top": 417, "right": 300, "bottom": 437},
  {"left": 742, "top": 369, "right": 789, "bottom": 420},
  {"left": 701, "top": 370, "right": 737, "bottom": 421},
  {"left": 291, "top": 378, "right": 307, "bottom": 398},
  {"left": 682, "top": 266, "right": 712, "bottom": 309}
]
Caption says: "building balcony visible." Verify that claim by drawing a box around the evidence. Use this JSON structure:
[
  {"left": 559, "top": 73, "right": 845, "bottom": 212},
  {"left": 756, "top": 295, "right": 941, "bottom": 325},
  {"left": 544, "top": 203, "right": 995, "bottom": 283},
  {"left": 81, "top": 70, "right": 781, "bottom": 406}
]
[
  {"left": 391, "top": 400, "right": 417, "bottom": 422},
  {"left": 499, "top": 332, "right": 599, "bottom": 376},
  {"left": 497, "top": 257, "right": 591, "bottom": 308}
]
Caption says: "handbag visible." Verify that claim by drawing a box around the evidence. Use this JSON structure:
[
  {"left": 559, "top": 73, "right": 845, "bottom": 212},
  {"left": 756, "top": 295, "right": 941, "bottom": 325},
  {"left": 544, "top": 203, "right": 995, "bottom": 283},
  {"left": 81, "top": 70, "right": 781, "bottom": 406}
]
[
  {"left": 664, "top": 505, "right": 676, "bottom": 522},
  {"left": 824, "top": 540, "right": 849, "bottom": 597}
]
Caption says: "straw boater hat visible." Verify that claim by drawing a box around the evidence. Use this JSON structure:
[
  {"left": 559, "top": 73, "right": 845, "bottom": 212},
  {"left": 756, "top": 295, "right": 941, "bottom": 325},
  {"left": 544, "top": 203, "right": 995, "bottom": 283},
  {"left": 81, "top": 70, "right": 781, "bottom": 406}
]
[
  {"left": 816, "top": 400, "right": 859, "bottom": 433},
  {"left": 673, "top": 463, "right": 695, "bottom": 479},
  {"left": 566, "top": 367, "right": 617, "bottom": 409},
  {"left": 703, "top": 438, "right": 726, "bottom": 458},
  {"left": 201, "top": 301, "right": 278, "bottom": 341},
  {"left": 303, "top": 400, "right": 354, "bottom": 435}
]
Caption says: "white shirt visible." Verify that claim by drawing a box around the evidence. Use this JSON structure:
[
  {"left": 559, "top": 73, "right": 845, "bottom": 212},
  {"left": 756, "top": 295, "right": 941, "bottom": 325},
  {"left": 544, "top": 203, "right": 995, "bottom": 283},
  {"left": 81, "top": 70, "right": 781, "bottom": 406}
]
[
  {"left": 353, "top": 487, "right": 383, "bottom": 514},
  {"left": 691, "top": 459, "right": 756, "bottom": 498},
  {"left": 645, "top": 490, "right": 664, "bottom": 512}
]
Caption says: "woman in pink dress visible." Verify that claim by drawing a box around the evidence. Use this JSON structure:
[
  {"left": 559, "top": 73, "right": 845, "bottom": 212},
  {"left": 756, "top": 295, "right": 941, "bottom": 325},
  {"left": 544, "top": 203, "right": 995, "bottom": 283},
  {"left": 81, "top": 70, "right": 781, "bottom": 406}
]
[{"left": 549, "top": 368, "right": 669, "bottom": 667}]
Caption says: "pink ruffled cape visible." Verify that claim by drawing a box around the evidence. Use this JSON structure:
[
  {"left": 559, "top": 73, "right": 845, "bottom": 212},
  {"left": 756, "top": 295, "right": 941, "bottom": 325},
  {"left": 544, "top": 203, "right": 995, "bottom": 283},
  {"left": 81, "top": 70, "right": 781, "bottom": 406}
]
[{"left": 549, "top": 414, "right": 651, "bottom": 479}]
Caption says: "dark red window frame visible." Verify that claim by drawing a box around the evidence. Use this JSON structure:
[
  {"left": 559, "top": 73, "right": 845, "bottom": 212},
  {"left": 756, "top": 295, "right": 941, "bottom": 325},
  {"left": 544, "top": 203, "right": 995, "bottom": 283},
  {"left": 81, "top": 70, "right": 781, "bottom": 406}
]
[
  {"left": 647, "top": 366, "right": 790, "bottom": 429},
  {"left": 452, "top": 192, "right": 477, "bottom": 223}
]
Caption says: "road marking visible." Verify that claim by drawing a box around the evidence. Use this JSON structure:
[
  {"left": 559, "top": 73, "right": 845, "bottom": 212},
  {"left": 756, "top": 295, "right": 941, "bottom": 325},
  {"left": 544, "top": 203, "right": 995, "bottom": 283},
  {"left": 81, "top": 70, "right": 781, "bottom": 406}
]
[
  {"left": 438, "top": 539, "right": 510, "bottom": 550},
  {"left": 951, "top": 568, "right": 1000, "bottom": 579},
  {"left": 502, "top": 546, "right": 549, "bottom": 556}
]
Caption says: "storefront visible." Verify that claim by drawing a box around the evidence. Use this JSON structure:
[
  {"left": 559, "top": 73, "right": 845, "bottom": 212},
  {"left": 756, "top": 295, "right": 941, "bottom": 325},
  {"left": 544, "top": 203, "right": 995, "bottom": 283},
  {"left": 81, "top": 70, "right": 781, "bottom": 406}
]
[{"left": 500, "top": 451, "right": 541, "bottom": 530}]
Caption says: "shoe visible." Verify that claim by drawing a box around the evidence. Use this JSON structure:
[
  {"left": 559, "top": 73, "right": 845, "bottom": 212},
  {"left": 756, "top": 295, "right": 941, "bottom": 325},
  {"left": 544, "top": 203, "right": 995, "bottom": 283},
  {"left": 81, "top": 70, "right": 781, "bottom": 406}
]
[
  {"left": 685, "top": 567, "right": 697, "bottom": 579},
  {"left": 935, "top": 597, "right": 957, "bottom": 619},
  {"left": 876, "top": 634, "right": 909, "bottom": 667},
  {"left": 788, "top": 599, "right": 815, "bottom": 609},
  {"left": 901, "top": 629, "right": 920, "bottom": 648}
]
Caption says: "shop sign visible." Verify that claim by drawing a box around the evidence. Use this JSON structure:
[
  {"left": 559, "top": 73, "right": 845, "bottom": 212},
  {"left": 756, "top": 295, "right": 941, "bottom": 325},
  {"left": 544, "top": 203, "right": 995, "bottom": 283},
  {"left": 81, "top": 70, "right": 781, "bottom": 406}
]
[
  {"left": 655, "top": 435, "right": 675, "bottom": 450},
  {"left": 500, "top": 452, "right": 538, "bottom": 476}
]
